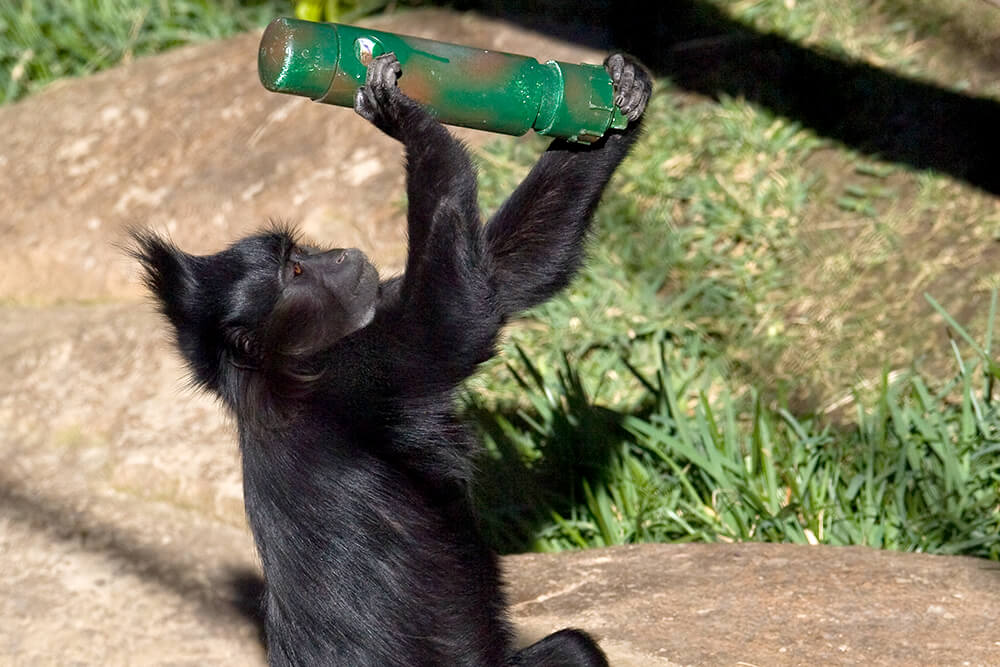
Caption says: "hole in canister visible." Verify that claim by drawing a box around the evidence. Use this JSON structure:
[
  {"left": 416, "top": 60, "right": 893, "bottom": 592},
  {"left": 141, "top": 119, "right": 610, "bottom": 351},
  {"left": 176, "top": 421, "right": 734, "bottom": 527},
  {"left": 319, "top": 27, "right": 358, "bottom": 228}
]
[{"left": 355, "top": 37, "right": 383, "bottom": 66}]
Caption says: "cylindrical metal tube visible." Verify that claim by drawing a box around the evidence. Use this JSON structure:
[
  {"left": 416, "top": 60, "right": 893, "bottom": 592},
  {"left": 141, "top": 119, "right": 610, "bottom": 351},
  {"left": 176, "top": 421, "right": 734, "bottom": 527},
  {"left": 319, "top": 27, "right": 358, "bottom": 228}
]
[{"left": 258, "top": 18, "right": 628, "bottom": 143}]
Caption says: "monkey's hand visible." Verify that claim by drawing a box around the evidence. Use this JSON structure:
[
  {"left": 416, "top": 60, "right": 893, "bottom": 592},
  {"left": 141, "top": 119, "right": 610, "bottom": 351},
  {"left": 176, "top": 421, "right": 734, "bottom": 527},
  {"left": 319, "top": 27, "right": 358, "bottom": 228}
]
[
  {"left": 354, "top": 52, "right": 409, "bottom": 139},
  {"left": 604, "top": 53, "right": 652, "bottom": 122}
]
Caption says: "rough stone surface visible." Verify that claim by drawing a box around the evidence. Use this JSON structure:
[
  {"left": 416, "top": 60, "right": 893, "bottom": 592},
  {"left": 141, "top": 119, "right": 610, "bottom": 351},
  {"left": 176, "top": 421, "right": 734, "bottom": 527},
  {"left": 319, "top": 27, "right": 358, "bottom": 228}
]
[
  {"left": 506, "top": 544, "right": 1000, "bottom": 666},
  {"left": 0, "top": 474, "right": 264, "bottom": 666},
  {"left": 2, "top": 8, "right": 999, "bottom": 667}
]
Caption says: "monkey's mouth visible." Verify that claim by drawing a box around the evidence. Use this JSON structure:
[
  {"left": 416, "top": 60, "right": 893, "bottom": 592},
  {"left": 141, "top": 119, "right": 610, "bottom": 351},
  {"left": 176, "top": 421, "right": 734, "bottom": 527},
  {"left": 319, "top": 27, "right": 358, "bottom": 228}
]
[{"left": 352, "top": 262, "right": 380, "bottom": 296}]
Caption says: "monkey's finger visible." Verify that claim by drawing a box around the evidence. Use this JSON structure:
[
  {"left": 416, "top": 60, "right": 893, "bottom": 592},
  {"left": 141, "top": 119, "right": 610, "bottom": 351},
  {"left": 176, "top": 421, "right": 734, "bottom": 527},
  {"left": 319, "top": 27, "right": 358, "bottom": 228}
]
[
  {"left": 637, "top": 80, "right": 653, "bottom": 120},
  {"left": 354, "top": 87, "right": 377, "bottom": 121},
  {"left": 623, "top": 75, "right": 651, "bottom": 120},
  {"left": 381, "top": 61, "right": 397, "bottom": 88},
  {"left": 604, "top": 53, "right": 625, "bottom": 84},
  {"left": 615, "top": 64, "right": 636, "bottom": 109},
  {"left": 625, "top": 91, "right": 645, "bottom": 120}
]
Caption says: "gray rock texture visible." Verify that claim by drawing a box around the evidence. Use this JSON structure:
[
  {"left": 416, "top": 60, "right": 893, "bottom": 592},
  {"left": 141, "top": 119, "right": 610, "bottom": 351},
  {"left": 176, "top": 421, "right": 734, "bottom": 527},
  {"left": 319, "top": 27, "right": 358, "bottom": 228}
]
[{"left": 1, "top": 8, "right": 997, "bottom": 667}]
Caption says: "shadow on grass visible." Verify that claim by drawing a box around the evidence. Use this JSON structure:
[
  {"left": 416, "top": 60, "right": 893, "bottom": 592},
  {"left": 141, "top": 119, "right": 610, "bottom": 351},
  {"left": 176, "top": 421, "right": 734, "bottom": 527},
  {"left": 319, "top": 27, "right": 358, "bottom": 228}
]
[
  {"left": 463, "top": 348, "right": 640, "bottom": 554},
  {"left": 455, "top": 0, "right": 1000, "bottom": 194},
  {"left": 467, "top": 398, "right": 627, "bottom": 554}
]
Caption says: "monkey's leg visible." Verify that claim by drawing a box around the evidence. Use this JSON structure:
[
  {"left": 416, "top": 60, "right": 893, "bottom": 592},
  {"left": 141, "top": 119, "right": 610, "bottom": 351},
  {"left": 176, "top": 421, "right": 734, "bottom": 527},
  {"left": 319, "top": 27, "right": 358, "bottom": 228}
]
[{"left": 507, "top": 628, "right": 609, "bottom": 667}]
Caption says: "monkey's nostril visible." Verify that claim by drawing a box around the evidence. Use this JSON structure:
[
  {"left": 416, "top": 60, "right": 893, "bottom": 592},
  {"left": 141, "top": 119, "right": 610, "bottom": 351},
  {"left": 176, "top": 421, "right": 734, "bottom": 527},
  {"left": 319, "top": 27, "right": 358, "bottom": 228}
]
[{"left": 337, "top": 251, "right": 347, "bottom": 264}]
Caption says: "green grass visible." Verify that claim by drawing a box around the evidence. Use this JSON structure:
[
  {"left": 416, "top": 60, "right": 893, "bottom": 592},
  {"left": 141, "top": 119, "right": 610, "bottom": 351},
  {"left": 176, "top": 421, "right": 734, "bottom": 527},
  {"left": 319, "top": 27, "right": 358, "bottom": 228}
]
[
  {"left": 4, "top": 0, "right": 999, "bottom": 559},
  {"left": 467, "top": 0, "right": 1000, "bottom": 557},
  {"left": 0, "top": 0, "right": 286, "bottom": 104},
  {"left": 473, "top": 90, "right": 822, "bottom": 407},
  {"left": 472, "top": 295, "right": 1000, "bottom": 559}
]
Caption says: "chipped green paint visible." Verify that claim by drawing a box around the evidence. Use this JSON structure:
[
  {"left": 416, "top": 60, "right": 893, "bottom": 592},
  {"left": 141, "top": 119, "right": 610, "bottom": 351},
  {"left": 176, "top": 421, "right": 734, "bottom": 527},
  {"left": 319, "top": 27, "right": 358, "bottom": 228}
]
[{"left": 258, "top": 18, "right": 628, "bottom": 143}]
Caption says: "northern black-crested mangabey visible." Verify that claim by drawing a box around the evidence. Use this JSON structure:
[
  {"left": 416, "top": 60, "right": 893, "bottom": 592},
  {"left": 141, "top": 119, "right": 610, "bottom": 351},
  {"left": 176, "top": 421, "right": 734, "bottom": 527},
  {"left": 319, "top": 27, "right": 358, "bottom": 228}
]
[{"left": 133, "top": 51, "right": 651, "bottom": 666}]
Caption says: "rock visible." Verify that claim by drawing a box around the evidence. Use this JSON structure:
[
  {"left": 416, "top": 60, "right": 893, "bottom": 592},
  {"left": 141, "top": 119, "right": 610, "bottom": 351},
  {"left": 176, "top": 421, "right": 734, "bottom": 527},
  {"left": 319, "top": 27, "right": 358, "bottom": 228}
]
[
  {"left": 506, "top": 543, "right": 1000, "bottom": 666},
  {"left": 0, "top": 475, "right": 264, "bottom": 665},
  {"left": 0, "top": 304, "right": 245, "bottom": 526}
]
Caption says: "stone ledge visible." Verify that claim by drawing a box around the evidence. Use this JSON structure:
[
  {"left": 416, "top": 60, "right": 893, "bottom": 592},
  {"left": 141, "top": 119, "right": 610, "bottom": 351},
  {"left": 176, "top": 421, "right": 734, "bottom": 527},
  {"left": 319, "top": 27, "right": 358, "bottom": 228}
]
[{"left": 506, "top": 542, "right": 1000, "bottom": 666}]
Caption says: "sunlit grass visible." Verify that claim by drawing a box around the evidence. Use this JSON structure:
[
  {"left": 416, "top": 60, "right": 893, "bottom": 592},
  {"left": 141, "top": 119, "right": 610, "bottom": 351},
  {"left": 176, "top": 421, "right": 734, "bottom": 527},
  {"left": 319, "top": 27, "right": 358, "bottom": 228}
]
[
  {"left": 0, "top": 0, "right": 285, "bottom": 104},
  {"left": 472, "top": 294, "right": 1000, "bottom": 559}
]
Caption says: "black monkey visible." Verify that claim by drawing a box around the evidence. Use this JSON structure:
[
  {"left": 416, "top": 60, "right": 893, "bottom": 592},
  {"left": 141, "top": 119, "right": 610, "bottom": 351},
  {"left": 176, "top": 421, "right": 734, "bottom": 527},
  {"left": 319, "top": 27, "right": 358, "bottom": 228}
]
[{"left": 132, "top": 52, "right": 651, "bottom": 666}]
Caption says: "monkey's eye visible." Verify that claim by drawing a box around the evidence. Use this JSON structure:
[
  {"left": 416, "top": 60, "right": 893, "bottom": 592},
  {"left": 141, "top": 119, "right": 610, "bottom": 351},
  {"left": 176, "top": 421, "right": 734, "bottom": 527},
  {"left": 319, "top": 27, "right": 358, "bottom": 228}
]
[
  {"left": 292, "top": 261, "right": 303, "bottom": 277},
  {"left": 231, "top": 331, "right": 255, "bottom": 356}
]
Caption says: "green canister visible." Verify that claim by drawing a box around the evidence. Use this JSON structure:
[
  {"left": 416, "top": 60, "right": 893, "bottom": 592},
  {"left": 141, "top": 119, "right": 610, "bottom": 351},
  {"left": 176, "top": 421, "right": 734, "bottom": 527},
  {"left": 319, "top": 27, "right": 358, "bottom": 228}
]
[{"left": 258, "top": 18, "right": 629, "bottom": 143}]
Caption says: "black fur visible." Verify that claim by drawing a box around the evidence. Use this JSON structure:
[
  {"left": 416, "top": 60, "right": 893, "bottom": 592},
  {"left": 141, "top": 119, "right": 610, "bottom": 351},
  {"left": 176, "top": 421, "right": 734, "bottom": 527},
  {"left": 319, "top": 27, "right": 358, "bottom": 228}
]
[{"left": 132, "top": 52, "right": 651, "bottom": 666}]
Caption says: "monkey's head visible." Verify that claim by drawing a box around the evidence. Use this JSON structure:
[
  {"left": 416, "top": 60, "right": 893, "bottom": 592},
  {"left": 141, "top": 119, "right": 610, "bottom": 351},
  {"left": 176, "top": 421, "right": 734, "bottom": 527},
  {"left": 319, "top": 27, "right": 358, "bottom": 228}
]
[{"left": 130, "top": 227, "right": 380, "bottom": 403}]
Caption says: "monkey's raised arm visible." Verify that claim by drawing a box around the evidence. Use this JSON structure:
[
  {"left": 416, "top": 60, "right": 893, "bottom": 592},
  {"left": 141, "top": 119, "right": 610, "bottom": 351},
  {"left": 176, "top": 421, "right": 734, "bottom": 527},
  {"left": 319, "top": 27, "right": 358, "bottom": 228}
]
[
  {"left": 356, "top": 54, "right": 499, "bottom": 378},
  {"left": 354, "top": 53, "right": 651, "bottom": 386},
  {"left": 354, "top": 54, "right": 483, "bottom": 271},
  {"left": 485, "top": 54, "right": 651, "bottom": 316}
]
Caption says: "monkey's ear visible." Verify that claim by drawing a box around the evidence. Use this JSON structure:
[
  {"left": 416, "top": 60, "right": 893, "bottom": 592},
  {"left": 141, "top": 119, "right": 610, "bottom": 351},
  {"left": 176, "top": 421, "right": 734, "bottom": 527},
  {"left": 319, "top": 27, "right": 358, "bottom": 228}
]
[
  {"left": 128, "top": 229, "right": 201, "bottom": 325},
  {"left": 128, "top": 229, "right": 225, "bottom": 388}
]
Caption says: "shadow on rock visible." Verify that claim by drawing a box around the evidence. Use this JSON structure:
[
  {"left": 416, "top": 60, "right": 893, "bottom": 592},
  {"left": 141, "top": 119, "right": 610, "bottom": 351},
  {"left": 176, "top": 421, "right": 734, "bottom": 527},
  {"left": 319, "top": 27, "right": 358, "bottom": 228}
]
[
  {"left": 0, "top": 477, "right": 267, "bottom": 650},
  {"left": 225, "top": 569, "right": 268, "bottom": 647}
]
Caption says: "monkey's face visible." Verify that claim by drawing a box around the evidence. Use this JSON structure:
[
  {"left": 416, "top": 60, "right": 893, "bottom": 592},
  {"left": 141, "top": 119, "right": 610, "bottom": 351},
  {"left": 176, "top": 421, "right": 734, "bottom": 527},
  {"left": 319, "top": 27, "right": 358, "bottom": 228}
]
[
  {"left": 275, "top": 243, "right": 380, "bottom": 345},
  {"left": 131, "top": 227, "right": 380, "bottom": 397}
]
